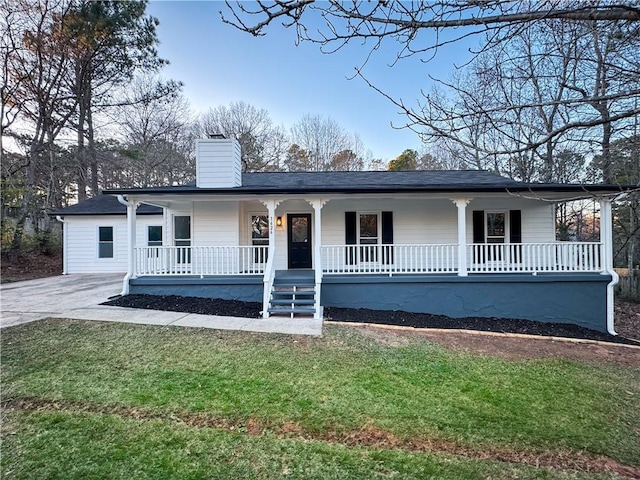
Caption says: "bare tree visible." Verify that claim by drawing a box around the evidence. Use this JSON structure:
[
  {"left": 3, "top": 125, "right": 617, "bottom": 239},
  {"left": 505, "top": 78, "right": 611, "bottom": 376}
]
[
  {"left": 1, "top": 0, "right": 78, "bottom": 256},
  {"left": 288, "top": 114, "right": 353, "bottom": 171},
  {"left": 223, "top": 1, "right": 640, "bottom": 174},
  {"left": 112, "top": 74, "right": 194, "bottom": 188},
  {"left": 198, "top": 101, "right": 288, "bottom": 172}
]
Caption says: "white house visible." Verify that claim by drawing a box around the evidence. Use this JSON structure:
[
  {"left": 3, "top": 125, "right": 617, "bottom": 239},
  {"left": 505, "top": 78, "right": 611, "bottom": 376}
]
[
  {"left": 53, "top": 195, "right": 163, "bottom": 274},
  {"left": 53, "top": 137, "right": 626, "bottom": 334}
]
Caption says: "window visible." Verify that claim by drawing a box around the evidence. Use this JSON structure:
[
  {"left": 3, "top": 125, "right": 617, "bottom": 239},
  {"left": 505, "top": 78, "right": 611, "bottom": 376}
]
[
  {"left": 358, "top": 213, "right": 380, "bottom": 262},
  {"left": 174, "top": 216, "right": 191, "bottom": 246},
  {"left": 174, "top": 216, "right": 191, "bottom": 264},
  {"left": 486, "top": 212, "right": 506, "bottom": 244},
  {"left": 358, "top": 213, "right": 379, "bottom": 245},
  {"left": 148, "top": 226, "right": 163, "bottom": 247},
  {"left": 251, "top": 214, "right": 269, "bottom": 263},
  {"left": 98, "top": 226, "right": 113, "bottom": 258}
]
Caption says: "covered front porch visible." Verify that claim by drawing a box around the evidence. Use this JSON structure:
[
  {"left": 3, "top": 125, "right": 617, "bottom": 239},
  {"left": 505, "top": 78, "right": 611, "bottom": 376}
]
[{"left": 117, "top": 192, "right": 617, "bottom": 332}]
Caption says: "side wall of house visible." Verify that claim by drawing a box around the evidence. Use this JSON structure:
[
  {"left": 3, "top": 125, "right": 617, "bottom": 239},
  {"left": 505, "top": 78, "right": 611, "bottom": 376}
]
[{"left": 65, "top": 215, "right": 164, "bottom": 274}]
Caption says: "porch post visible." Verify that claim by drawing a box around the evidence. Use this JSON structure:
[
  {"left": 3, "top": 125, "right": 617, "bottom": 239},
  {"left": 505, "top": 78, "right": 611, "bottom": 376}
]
[
  {"left": 452, "top": 198, "right": 470, "bottom": 276},
  {"left": 266, "top": 199, "right": 276, "bottom": 261},
  {"left": 312, "top": 199, "right": 325, "bottom": 320},
  {"left": 599, "top": 198, "right": 619, "bottom": 335},
  {"left": 312, "top": 199, "right": 324, "bottom": 282},
  {"left": 127, "top": 199, "right": 138, "bottom": 278},
  {"left": 262, "top": 199, "right": 277, "bottom": 319},
  {"left": 117, "top": 195, "right": 138, "bottom": 295}
]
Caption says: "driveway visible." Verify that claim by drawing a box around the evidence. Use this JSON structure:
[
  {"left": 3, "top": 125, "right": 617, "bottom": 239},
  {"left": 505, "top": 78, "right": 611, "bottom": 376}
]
[
  {"left": 1, "top": 274, "right": 123, "bottom": 328},
  {"left": 0, "top": 274, "right": 323, "bottom": 335}
]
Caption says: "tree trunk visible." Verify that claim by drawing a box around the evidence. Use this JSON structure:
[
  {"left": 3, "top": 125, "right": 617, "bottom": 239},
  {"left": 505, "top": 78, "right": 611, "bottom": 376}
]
[{"left": 87, "top": 99, "right": 99, "bottom": 196}]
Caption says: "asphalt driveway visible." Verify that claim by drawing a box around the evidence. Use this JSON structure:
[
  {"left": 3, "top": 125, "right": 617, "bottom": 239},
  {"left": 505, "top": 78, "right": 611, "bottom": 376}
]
[{"left": 0, "top": 273, "right": 124, "bottom": 328}]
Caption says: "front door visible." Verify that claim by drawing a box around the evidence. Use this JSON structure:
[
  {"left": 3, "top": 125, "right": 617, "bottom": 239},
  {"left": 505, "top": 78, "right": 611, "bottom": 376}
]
[{"left": 287, "top": 213, "right": 312, "bottom": 269}]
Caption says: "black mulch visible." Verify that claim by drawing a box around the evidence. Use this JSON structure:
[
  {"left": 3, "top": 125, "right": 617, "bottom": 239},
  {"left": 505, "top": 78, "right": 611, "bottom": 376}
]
[
  {"left": 103, "top": 294, "right": 262, "bottom": 319},
  {"left": 103, "top": 294, "right": 640, "bottom": 346}
]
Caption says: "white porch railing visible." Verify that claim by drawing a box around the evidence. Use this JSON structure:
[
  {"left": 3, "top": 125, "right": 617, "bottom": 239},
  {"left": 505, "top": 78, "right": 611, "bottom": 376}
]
[
  {"left": 467, "top": 242, "right": 602, "bottom": 273},
  {"left": 134, "top": 246, "right": 268, "bottom": 276},
  {"left": 321, "top": 244, "right": 459, "bottom": 274}
]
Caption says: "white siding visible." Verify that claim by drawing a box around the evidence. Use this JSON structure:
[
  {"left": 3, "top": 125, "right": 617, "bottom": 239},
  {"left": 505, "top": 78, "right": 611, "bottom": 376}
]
[
  {"left": 466, "top": 198, "right": 555, "bottom": 243},
  {"left": 195, "top": 139, "right": 242, "bottom": 188},
  {"left": 65, "top": 215, "right": 164, "bottom": 274},
  {"left": 321, "top": 198, "right": 459, "bottom": 245},
  {"left": 192, "top": 201, "right": 239, "bottom": 246}
]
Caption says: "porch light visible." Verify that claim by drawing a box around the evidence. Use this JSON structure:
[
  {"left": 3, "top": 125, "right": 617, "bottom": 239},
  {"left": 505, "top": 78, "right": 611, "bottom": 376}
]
[{"left": 276, "top": 216, "right": 283, "bottom": 227}]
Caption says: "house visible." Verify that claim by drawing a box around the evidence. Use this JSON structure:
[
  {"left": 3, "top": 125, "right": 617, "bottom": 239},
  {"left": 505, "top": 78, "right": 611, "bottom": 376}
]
[
  {"left": 52, "top": 137, "right": 625, "bottom": 335},
  {"left": 52, "top": 195, "right": 163, "bottom": 274}
]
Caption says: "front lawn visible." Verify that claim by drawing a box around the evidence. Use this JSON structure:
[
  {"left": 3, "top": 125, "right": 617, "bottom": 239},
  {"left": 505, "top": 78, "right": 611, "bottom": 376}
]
[{"left": 2, "top": 319, "right": 639, "bottom": 479}]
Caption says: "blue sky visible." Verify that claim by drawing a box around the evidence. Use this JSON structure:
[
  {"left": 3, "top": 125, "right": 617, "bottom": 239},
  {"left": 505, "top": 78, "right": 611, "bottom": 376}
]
[{"left": 146, "top": 1, "right": 476, "bottom": 162}]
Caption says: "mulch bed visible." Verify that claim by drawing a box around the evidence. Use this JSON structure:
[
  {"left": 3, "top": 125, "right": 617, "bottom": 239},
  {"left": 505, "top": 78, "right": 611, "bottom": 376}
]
[
  {"left": 103, "top": 294, "right": 263, "bottom": 319},
  {"left": 103, "top": 294, "right": 640, "bottom": 345}
]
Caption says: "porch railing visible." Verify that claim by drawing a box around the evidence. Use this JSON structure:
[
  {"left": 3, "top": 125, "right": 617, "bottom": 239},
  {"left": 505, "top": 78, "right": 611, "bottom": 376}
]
[
  {"left": 321, "top": 244, "right": 458, "bottom": 274},
  {"left": 134, "top": 246, "right": 268, "bottom": 276},
  {"left": 467, "top": 242, "right": 602, "bottom": 273}
]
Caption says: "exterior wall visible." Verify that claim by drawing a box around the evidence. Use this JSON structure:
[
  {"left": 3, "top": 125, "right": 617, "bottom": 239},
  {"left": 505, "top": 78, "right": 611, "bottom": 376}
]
[
  {"left": 192, "top": 201, "right": 239, "bottom": 246},
  {"left": 180, "top": 197, "right": 556, "bottom": 271},
  {"left": 129, "top": 276, "right": 263, "bottom": 303},
  {"left": 65, "top": 215, "right": 164, "bottom": 274},
  {"left": 467, "top": 197, "right": 554, "bottom": 243},
  {"left": 322, "top": 274, "right": 610, "bottom": 332},
  {"left": 321, "top": 197, "right": 555, "bottom": 246},
  {"left": 195, "top": 139, "right": 241, "bottom": 188},
  {"left": 274, "top": 200, "right": 313, "bottom": 270}
]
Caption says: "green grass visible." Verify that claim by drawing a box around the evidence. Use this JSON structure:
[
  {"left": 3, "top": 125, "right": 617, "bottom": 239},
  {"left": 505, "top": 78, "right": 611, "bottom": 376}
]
[{"left": 2, "top": 319, "right": 639, "bottom": 479}]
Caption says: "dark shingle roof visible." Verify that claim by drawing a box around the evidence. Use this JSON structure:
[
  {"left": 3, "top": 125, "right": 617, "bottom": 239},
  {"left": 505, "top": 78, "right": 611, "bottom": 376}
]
[
  {"left": 104, "top": 170, "right": 626, "bottom": 195},
  {"left": 49, "top": 194, "right": 163, "bottom": 216}
]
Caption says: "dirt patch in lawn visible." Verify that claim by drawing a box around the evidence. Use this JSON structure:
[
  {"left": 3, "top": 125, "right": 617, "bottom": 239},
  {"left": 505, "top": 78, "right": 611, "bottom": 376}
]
[
  {"left": 4, "top": 396, "right": 639, "bottom": 478},
  {"left": 1, "top": 251, "right": 62, "bottom": 283},
  {"left": 351, "top": 324, "right": 640, "bottom": 367}
]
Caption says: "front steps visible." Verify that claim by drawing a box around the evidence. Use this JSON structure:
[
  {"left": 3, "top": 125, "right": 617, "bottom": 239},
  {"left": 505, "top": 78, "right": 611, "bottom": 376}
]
[{"left": 268, "top": 270, "right": 316, "bottom": 318}]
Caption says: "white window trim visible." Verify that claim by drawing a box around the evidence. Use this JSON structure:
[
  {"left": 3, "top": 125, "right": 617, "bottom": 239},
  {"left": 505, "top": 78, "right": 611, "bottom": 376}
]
[
  {"left": 173, "top": 214, "right": 192, "bottom": 247},
  {"left": 357, "top": 211, "right": 381, "bottom": 245},
  {"left": 485, "top": 210, "right": 508, "bottom": 244},
  {"left": 248, "top": 212, "right": 270, "bottom": 246},
  {"left": 147, "top": 225, "right": 163, "bottom": 247},
  {"left": 97, "top": 225, "right": 115, "bottom": 260}
]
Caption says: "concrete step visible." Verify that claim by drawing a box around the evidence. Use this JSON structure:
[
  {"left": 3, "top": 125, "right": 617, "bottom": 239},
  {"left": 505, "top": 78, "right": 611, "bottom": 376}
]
[
  {"left": 270, "top": 298, "right": 315, "bottom": 306},
  {"left": 272, "top": 287, "right": 315, "bottom": 295},
  {"left": 268, "top": 307, "right": 316, "bottom": 315},
  {"left": 272, "top": 279, "right": 315, "bottom": 287}
]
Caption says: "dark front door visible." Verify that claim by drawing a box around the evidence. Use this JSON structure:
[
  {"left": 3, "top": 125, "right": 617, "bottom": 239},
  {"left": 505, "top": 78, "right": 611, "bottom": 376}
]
[{"left": 287, "top": 213, "right": 312, "bottom": 269}]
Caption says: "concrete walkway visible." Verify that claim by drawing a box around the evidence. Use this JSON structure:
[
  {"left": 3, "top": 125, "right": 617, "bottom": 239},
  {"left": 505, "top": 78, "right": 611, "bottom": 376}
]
[{"left": 0, "top": 274, "right": 322, "bottom": 336}]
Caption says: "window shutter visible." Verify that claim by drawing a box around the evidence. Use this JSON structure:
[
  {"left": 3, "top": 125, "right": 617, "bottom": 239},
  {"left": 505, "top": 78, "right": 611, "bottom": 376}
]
[
  {"left": 381, "top": 211, "right": 394, "bottom": 264},
  {"left": 345, "top": 212, "right": 357, "bottom": 244},
  {"left": 381, "top": 212, "right": 393, "bottom": 244},
  {"left": 472, "top": 210, "right": 485, "bottom": 243},
  {"left": 345, "top": 212, "right": 357, "bottom": 264},
  {"left": 509, "top": 210, "right": 522, "bottom": 243}
]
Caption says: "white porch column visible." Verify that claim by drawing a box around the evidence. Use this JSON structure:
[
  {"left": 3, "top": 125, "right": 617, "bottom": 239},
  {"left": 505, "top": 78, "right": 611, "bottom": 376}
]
[
  {"left": 261, "top": 199, "right": 277, "bottom": 319},
  {"left": 452, "top": 198, "right": 470, "bottom": 276},
  {"left": 117, "top": 195, "right": 138, "bottom": 295},
  {"left": 599, "top": 198, "right": 619, "bottom": 335},
  {"left": 312, "top": 199, "right": 326, "bottom": 320},
  {"left": 266, "top": 199, "right": 276, "bottom": 263},
  {"left": 312, "top": 199, "right": 324, "bottom": 283}
]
